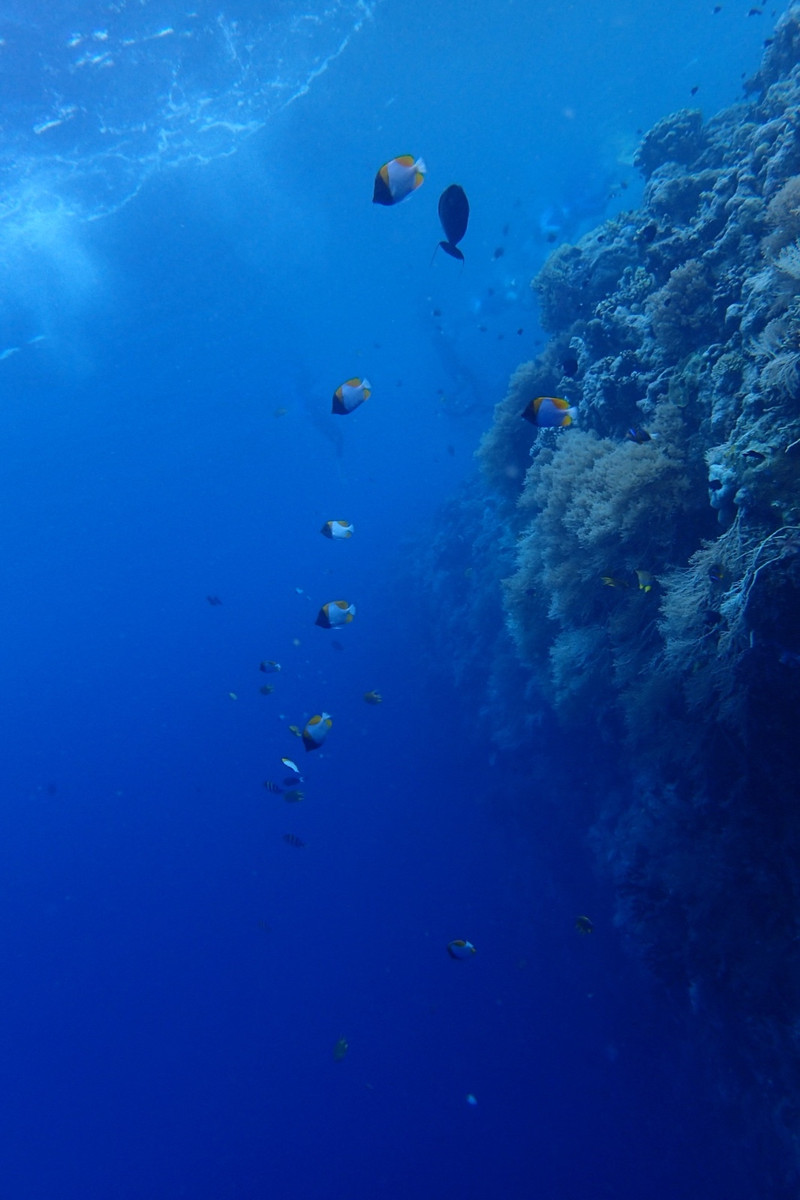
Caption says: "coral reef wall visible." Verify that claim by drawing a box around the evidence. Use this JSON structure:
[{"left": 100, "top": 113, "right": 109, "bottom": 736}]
[{"left": 417, "top": 4, "right": 800, "bottom": 1178}]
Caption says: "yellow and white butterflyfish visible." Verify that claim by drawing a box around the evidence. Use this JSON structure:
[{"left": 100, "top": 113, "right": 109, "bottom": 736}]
[
  {"left": 372, "top": 155, "right": 426, "bottom": 206},
  {"left": 315, "top": 600, "right": 356, "bottom": 628},
  {"left": 321, "top": 520, "right": 354, "bottom": 539},
  {"left": 332, "top": 377, "right": 371, "bottom": 415},
  {"left": 302, "top": 712, "right": 332, "bottom": 752},
  {"left": 521, "top": 395, "right": 578, "bottom": 428},
  {"left": 447, "top": 939, "right": 476, "bottom": 960}
]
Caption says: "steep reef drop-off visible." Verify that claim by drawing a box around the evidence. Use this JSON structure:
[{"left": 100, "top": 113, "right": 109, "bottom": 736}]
[{"left": 417, "top": 5, "right": 800, "bottom": 1177}]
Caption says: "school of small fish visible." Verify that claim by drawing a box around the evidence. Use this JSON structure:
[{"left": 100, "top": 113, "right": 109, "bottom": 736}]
[{"left": 209, "top": 156, "right": 605, "bottom": 1058}]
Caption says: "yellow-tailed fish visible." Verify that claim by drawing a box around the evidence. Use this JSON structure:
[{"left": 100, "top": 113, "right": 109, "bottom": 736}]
[
  {"left": 302, "top": 712, "right": 332, "bottom": 752},
  {"left": 447, "top": 939, "right": 476, "bottom": 960},
  {"left": 321, "top": 520, "right": 354, "bottom": 540},
  {"left": 315, "top": 600, "right": 356, "bottom": 629},
  {"left": 521, "top": 395, "right": 578, "bottom": 428},
  {"left": 332, "top": 378, "right": 371, "bottom": 415},
  {"left": 372, "top": 155, "right": 426, "bottom": 206},
  {"left": 635, "top": 570, "right": 654, "bottom": 593}
]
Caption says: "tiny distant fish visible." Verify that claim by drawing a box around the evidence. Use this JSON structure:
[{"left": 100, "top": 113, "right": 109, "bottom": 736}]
[
  {"left": 283, "top": 789, "right": 305, "bottom": 804},
  {"left": 281, "top": 757, "right": 302, "bottom": 781},
  {"left": 288, "top": 724, "right": 302, "bottom": 738},
  {"left": 332, "top": 378, "right": 371, "bottom": 415},
  {"left": 625, "top": 426, "right": 652, "bottom": 444},
  {"left": 363, "top": 690, "right": 383, "bottom": 705},
  {"left": 302, "top": 712, "right": 332, "bottom": 752},
  {"left": 492, "top": 246, "right": 505, "bottom": 260},
  {"left": 708, "top": 564, "right": 725, "bottom": 583},
  {"left": 333, "top": 1036, "right": 349, "bottom": 1061},
  {"left": 316, "top": 600, "right": 356, "bottom": 628},
  {"left": 273, "top": 406, "right": 288, "bottom": 417},
  {"left": 260, "top": 660, "right": 281, "bottom": 673},
  {"left": 259, "top": 684, "right": 275, "bottom": 695},
  {"left": 206, "top": 594, "right": 222, "bottom": 606},
  {"left": 436, "top": 184, "right": 469, "bottom": 262},
  {"left": 575, "top": 915, "right": 593, "bottom": 935},
  {"left": 521, "top": 396, "right": 578, "bottom": 428},
  {"left": 283, "top": 833, "right": 305, "bottom": 847},
  {"left": 602, "top": 575, "right": 630, "bottom": 589},
  {"left": 321, "top": 520, "right": 354, "bottom": 539},
  {"left": 263, "top": 780, "right": 283, "bottom": 794},
  {"left": 447, "top": 939, "right": 476, "bottom": 960},
  {"left": 372, "top": 155, "right": 426, "bottom": 205},
  {"left": 635, "top": 570, "right": 654, "bottom": 593}
]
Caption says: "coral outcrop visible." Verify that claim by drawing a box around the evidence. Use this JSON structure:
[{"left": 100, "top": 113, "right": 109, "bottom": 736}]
[{"left": 418, "top": 4, "right": 800, "bottom": 1182}]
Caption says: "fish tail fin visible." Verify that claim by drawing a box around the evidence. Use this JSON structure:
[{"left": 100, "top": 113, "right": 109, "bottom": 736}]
[
  {"left": 415, "top": 157, "right": 427, "bottom": 176},
  {"left": 441, "top": 242, "right": 465, "bottom": 263}
]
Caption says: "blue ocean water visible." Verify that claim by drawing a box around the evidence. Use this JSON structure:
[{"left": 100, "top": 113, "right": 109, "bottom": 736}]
[{"left": 0, "top": 3, "right": 785, "bottom": 1197}]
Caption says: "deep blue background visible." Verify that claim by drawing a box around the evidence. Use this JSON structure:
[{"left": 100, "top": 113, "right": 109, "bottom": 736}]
[{"left": 0, "top": 2, "right": 777, "bottom": 1196}]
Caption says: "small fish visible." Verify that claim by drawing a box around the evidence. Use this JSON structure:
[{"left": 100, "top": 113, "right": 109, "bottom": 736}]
[
  {"left": 333, "top": 1036, "right": 349, "bottom": 1061},
  {"left": 281, "top": 757, "right": 302, "bottom": 780},
  {"left": 708, "top": 564, "right": 725, "bottom": 584},
  {"left": 372, "top": 155, "right": 426, "bottom": 206},
  {"left": 625, "top": 426, "right": 652, "bottom": 444},
  {"left": 635, "top": 570, "right": 654, "bottom": 593},
  {"left": 321, "top": 520, "right": 354, "bottom": 539},
  {"left": 436, "top": 184, "right": 469, "bottom": 262},
  {"left": 363, "top": 690, "right": 383, "bottom": 705},
  {"left": 260, "top": 660, "right": 281, "bottom": 673},
  {"left": 742, "top": 449, "right": 766, "bottom": 464},
  {"left": 283, "top": 789, "right": 305, "bottom": 803},
  {"left": 447, "top": 939, "right": 476, "bottom": 960},
  {"left": 259, "top": 684, "right": 275, "bottom": 695},
  {"left": 602, "top": 575, "right": 630, "bottom": 589},
  {"left": 263, "top": 780, "right": 283, "bottom": 794},
  {"left": 288, "top": 724, "right": 302, "bottom": 738},
  {"left": 492, "top": 246, "right": 505, "bottom": 260},
  {"left": 575, "top": 915, "right": 593, "bottom": 935},
  {"left": 690, "top": 85, "right": 699, "bottom": 96},
  {"left": 332, "top": 377, "right": 371, "bottom": 415},
  {"left": 748, "top": 6, "right": 762, "bottom": 14},
  {"left": 206, "top": 594, "right": 222, "bottom": 606},
  {"left": 302, "top": 712, "right": 332, "bottom": 752},
  {"left": 283, "top": 833, "right": 305, "bottom": 848},
  {"left": 315, "top": 600, "right": 356, "bottom": 629},
  {"left": 273, "top": 406, "right": 288, "bottom": 418},
  {"left": 521, "top": 396, "right": 577, "bottom": 428}
]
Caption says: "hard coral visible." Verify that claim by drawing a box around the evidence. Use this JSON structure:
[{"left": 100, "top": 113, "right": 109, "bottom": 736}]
[{"left": 634, "top": 109, "right": 705, "bottom": 180}]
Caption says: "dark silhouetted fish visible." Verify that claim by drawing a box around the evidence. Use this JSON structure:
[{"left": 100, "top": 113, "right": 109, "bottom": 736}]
[
  {"left": 437, "top": 184, "right": 469, "bottom": 262},
  {"left": 283, "top": 833, "right": 305, "bottom": 847}
]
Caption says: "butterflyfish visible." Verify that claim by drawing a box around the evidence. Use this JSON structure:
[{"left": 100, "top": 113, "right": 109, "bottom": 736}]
[
  {"left": 373, "top": 155, "right": 426, "bottom": 206},
  {"left": 260, "top": 660, "right": 281, "bottom": 673},
  {"left": 302, "top": 712, "right": 332, "bottom": 752},
  {"left": 332, "top": 378, "right": 371, "bottom": 415},
  {"left": 321, "top": 520, "right": 354, "bottom": 539},
  {"left": 363, "top": 690, "right": 383, "bottom": 705},
  {"left": 315, "top": 600, "right": 356, "bottom": 628},
  {"left": 447, "top": 939, "right": 476, "bottom": 960},
  {"left": 437, "top": 184, "right": 469, "bottom": 262},
  {"left": 521, "top": 396, "right": 578, "bottom": 428}
]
